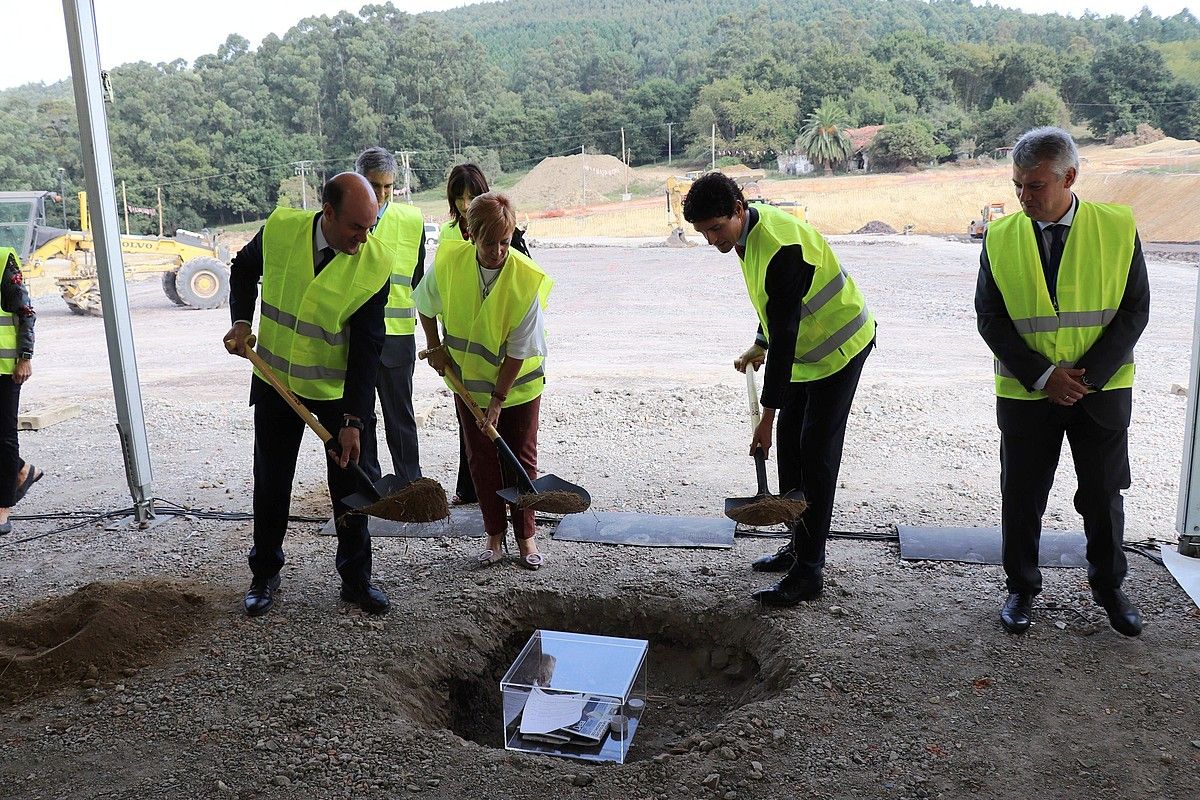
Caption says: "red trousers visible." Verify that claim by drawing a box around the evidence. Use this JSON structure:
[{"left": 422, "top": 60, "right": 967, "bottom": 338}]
[{"left": 455, "top": 395, "right": 540, "bottom": 539}]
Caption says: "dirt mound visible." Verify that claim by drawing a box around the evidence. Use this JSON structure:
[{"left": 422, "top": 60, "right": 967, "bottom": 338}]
[
  {"left": 0, "top": 580, "right": 210, "bottom": 705},
  {"left": 508, "top": 153, "right": 640, "bottom": 211},
  {"left": 854, "top": 220, "right": 897, "bottom": 234}
]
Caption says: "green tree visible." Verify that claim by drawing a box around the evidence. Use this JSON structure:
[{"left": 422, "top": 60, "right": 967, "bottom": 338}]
[
  {"left": 870, "top": 121, "right": 949, "bottom": 169},
  {"left": 796, "top": 102, "right": 854, "bottom": 176}
]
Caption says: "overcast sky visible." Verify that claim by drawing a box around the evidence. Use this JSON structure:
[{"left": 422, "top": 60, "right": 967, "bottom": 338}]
[{"left": 2, "top": 0, "right": 1194, "bottom": 90}]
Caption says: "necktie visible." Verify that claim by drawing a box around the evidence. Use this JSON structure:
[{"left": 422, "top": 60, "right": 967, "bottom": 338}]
[
  {"left": 1045, "top": 224, "right": 1067, "bottom": 306},
  {"left": 315, "top": 246, "right": 335, "bottom": 272}
]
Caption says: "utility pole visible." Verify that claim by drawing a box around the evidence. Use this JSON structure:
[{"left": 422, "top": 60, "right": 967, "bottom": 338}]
[
  {"left": 621, "top": 127, "right": 629, "bottom": 200},
  {"left": 711, "top": 124, "right": 716, "bottom": 170},
  {"left": 120, "top": 179, "right": 129, "bottom": 234},
  {"left": 395, "top": 150, "right": 415, "bottom": 203},
  {"left": 57, "top": 167, "right": 68, "bottom": 227},
  {"left": 294, "top": 160, "right": 313, "bottom": 209},
  {"left": 667, "top": 123, "right": 673, "bottom": 166},
  {"left": 580, "top": 143, "right": 586, "bottom": 206},
  {"left": 156, "top": 186, "right": 163, "bottom": 237}
]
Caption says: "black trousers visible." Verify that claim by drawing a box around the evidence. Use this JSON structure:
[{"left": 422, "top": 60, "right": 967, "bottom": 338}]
[
  {"left": 0, "top": 374, "right": 21, "bottom": 507},
  {"left": 248, "top": 388, "right": 381, "bottom": 586},
  {"left": 377, "top": 334, "right": 422, "bottom": 483},
  {"left": 1000, "top": 404, "right": 1130, "bottom": 595},
  {"left": 777, "top": 341, "right": 872, "bottom": 579}
]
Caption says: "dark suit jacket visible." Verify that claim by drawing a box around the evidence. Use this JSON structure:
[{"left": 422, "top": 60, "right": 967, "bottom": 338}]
[{"left": 974, "top": 211, "right": 1150, "bottom": 432}]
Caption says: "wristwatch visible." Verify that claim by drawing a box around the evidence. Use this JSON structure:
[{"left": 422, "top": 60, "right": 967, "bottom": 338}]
[{"left": 342, "top": 416, "right": 364, "bottom": 431}]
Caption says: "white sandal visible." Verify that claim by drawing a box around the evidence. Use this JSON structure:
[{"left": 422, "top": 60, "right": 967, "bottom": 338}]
[
  {"left": 477, "top": 549, "right": 504, "bottom": 567},
  {"left": 517, "top": 552, "right": 544, "bottom": 571}
]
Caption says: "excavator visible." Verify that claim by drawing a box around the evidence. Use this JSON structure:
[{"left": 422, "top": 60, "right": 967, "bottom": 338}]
[
  {"left": 665, "top": 170, "right": 804, "bottom": 246},
  {"left": 0, "top": 190, "right": 229, "bottom": 316}
]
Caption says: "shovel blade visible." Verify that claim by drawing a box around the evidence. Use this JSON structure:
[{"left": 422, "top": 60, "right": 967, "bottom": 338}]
[
  {"left": 724, "top": 493, "right": 766, "bottom": 519},
  {"left": 343, "top": 473, "right": 411, "bottom": 512},
  {"left": 497, "top": 473, "right": 591, "bottom": 513}
]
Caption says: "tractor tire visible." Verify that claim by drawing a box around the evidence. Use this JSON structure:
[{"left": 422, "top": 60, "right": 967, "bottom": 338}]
[
  {"left": 162, "top": 269, "right": 187, "bottom": 306},
  {"left": 175, "top": 257, "right": 229, "bottom": 309}
]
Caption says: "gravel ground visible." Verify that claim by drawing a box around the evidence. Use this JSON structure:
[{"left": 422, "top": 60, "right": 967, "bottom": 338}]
[{"left": 1, "top": 236, "right": 1198, "bottom": 799}]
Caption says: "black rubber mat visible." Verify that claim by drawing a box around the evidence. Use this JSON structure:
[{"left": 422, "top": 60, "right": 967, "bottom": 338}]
[
  {"left": 898, "top": 525, "right": 1087, "bottom": 567},
  {"left": 552, "top": 511, "right": 735, "bottom": 549},
  {"left": 318, "top": 504, "right": 487, "bottom": 538}
]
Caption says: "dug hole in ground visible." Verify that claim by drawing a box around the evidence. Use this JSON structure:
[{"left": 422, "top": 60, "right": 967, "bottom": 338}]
[{"left": 1, "top": 236, "right": 1197, "bottom": 799}]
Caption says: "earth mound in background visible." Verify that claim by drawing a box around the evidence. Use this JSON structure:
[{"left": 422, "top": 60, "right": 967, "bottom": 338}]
[{"left": 854, "top": 220, "right": 898, "bottom": 234}]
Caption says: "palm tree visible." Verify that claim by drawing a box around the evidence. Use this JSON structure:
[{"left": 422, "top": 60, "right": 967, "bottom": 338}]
[{"left": 797, "top": 102, "right": 854, "bottom": 176}]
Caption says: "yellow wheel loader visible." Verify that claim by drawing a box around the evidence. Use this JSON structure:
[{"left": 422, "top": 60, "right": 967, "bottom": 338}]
[{"left": 0, "top": 190, "right": 229, "bottom": 316}]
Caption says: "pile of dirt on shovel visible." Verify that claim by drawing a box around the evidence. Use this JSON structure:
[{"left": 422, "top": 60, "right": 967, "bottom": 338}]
[{"left": 0, "top": 580, "right": 210, "bottom": 705}]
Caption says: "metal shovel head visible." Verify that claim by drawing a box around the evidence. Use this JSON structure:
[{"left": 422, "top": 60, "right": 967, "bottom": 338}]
[
  {"left": 497, "top": 473, "right": 592, "bottom": 514},
  {"left": 723, "top": 488, "right": 808, "bottom": 525},
  {"left": 343, "top": 473, "right": 410, "bottom": 512}
]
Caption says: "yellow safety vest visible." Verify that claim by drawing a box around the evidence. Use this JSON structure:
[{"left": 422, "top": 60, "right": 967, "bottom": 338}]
[
  {"left": 440, "top": 220, "right": 465, "bottom": 243},
  {"left": 741, "top": 204, "right": 874, "bottom": 382},
  {"left": 433, "top": 239, "right": 552, "bottom": 409},
  {"left": 255, "top": 207, "right": 392, "bottom": 401},
  {"left": 0, "top": 247, "right": 20, "bottom": 375},
  {"left": 985, "top": 201, "right": 1136, "bottom": 400},
  {"left": 374, "top": 202, "right": 423, "bottom": 336}
]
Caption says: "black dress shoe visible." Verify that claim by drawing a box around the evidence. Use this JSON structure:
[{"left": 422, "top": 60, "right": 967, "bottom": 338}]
[
  {"left": 1092, "top": 589, "right": 1143, "bottom": 637},
  {"left": 1000, "top": 592, "right": 1033, "bottom": 634},
  {"left": 752, "top": 542, "right": 796, "bottom": 573},
  {"left": 341, "top": 582, "right": 390, "bottom": 615},
  {"left": 245, "top": 574, "right": 281, "bottom": 617},
  {"left": 751, "top": 569, "right": 822, "bottom": 607}
]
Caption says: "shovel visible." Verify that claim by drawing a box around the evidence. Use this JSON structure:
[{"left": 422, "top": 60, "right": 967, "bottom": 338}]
[
  {"left": 724, "top": 368, "right": 807, "bottom": 526},
  {"left": 231, "top": 336, "right": 448, "bottom": 523},
  {"left": 427, "top": 351, "right": 591, "bottom": 515}
]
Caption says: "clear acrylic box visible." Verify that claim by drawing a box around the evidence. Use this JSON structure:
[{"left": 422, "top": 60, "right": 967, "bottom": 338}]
[{"left": 500, "top": 629, "right": 648, "bottom": 764}]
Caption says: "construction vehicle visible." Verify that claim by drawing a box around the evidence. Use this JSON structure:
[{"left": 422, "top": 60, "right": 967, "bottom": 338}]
[
  {"left": 968, "top": 202, "right": 1006, "bottom": 239},
  {"left": 0, "top": 190, "right": 230, "bottom": 316},
  {"left": 665, "top": 171, "right": 803, "bottom": 247}
]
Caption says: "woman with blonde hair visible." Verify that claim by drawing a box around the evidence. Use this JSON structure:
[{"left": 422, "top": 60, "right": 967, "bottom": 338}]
[
  {"left": 441, "top": 164, "right": 529, "bottom": 506},
  {"left": 415, "top": 192, "right": 551, "bottom": 569}
]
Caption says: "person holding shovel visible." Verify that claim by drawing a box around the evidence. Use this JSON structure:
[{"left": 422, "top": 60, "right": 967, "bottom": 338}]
[
  {"left": 684, "top": 173, "right": 875, "bottom": 607},
  {"left": 440, "top": 164, "right": 532, "bottom": 507},
  {"left": 223, "top": 172, "right": 394, "bottom": 617},
  {"left": 414, "top": 191, "right": 552, "bottom": 570}
]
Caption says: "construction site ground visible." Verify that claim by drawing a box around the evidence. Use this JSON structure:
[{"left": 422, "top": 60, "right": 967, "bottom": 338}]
[{"left": 2, "top": 233, "right": 1199, "bottom": 800}]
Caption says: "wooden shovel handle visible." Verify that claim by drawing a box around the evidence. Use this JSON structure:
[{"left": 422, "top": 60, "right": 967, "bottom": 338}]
[
  {"left": 427, "top": 353, "right": 501, "bottom": 442},
  {"left": 228, "top": 335, "right": 335, "bottom": 444}
]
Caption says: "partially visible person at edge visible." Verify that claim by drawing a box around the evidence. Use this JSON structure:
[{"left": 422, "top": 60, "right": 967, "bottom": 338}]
[
  {"left": 356, "top": 147, "right": 426, "bottom": 484},
  {"left": 683, "top": 173, "right": 875, "bottom": 607},
  {"left": 223, "top": 173, "right": 395, "bottom": 618},
  {"left": 415, "top": 191, "right": 551, "bottom": 570},
  {"left": 975, "top": 126, "right": 1150, "bottom": 638},
  {"left": 0, "top": 247, "right": 41, "bottom": 535},
  {"left": 440, "top": 163, "right": 531, "bottom": 507}
]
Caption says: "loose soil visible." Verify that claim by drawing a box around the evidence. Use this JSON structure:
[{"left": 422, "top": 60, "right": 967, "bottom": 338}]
[{"left": 1, "top": 237, "right": 1197, "bottom": 799}]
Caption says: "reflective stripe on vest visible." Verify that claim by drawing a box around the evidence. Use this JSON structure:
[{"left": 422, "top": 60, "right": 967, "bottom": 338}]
[
  {"left": 741, "top": 204, "right": 874, "bottom": 382},
  {"left": 375, "top": 202, "right": 423, "bottom": 335},
  {"left": 254, "top": 207, "right": 393, "bottom": 401},
  {"left": 433, "top": 239, "right": 552, "bottom": 409},
  {"left": 985, "top": 201, "right": 1136, "bottom": 400},
  {"left": 0, "top": 248, "right": 21, "bottom": 375}
]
